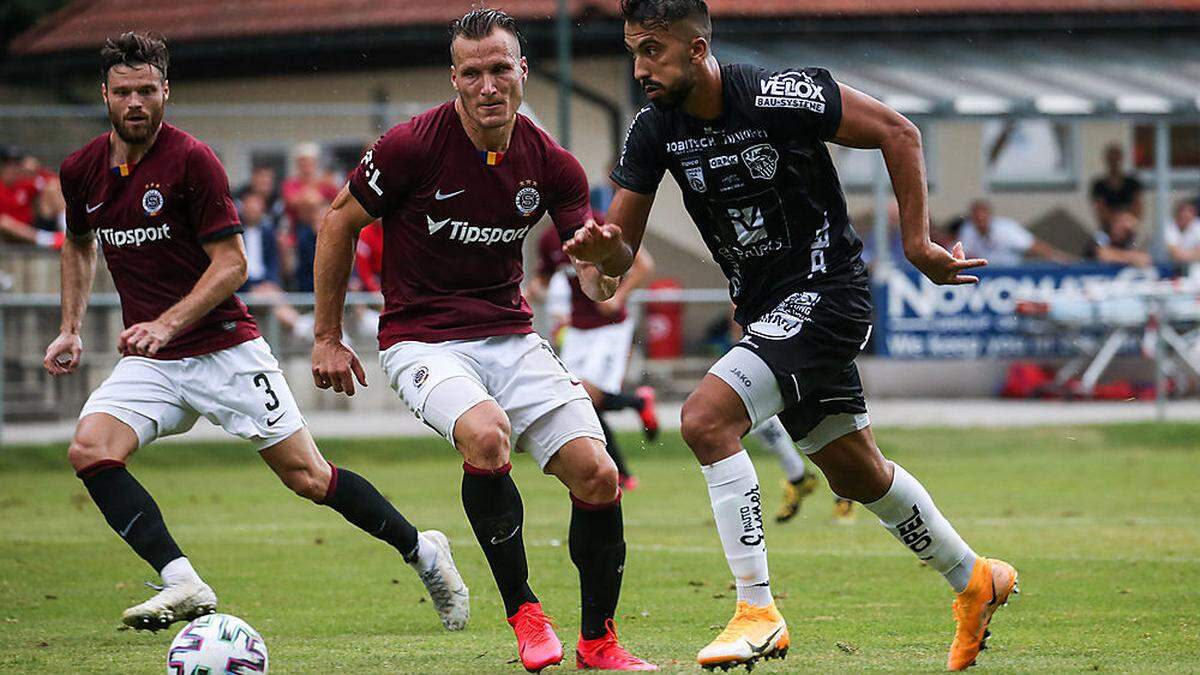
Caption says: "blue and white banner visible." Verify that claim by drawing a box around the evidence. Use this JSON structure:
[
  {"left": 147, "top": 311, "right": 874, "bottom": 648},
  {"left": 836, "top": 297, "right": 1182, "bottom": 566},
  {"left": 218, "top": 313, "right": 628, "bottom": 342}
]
[{"left": 872, "top": 264, "right": 1166, "bottom": 359}]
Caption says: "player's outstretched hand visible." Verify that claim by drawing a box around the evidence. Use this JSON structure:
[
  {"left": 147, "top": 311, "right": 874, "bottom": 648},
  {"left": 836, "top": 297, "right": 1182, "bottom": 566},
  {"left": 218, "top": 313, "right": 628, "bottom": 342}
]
[
  {"left": 910, "top": 241, "right": 987, "bottom": 285},
  {"left": 312, "top": 337, "right": 368, "bottom": 396},
  {"left": 118, "top": 320, "right": 175, "bottom": 357},
  {"left": 563, "top": 219, "right": 624, "bottom": 265},
  {"left": 44, "top": 332, "right": 83, "bottom": 376}
]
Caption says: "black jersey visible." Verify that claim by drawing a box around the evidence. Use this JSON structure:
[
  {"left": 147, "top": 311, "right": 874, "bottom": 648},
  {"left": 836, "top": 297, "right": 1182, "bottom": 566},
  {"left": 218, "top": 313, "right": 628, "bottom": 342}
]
[{"left": 611, "top": 63, "right": 867, "bottom": 325}]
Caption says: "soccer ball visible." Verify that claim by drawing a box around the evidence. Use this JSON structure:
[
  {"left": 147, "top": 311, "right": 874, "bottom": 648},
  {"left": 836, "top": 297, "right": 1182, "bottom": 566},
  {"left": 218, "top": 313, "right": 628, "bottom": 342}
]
[{"left": 167, "top": 613, "right": 269, "bottom": 674}]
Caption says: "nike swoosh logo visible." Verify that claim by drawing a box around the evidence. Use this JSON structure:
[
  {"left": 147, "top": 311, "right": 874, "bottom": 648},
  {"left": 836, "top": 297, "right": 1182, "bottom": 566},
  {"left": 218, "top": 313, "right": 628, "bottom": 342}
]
[
  {"left": 490, "top": 525, "right": 520, "bottom": 546},
  {"left": 427, "top": 215, "right": 450, "bottom": 235},
  {"left": 266, "top": 413, "right": 285, "bottom": 427},
  {"left": 86, "top": 202, "right": 104, "bottom": 214},
  {"left": 986, "top": 576, "right": 999, "bottom": 607},
  {"left": 434, "top": 189, "right": 465, "bottom": 201},
  {"left": 747, "top": 627, "right": 783, "bottom": 656},
  {"left": 119, "top": 511, "right": 143, "bottom": 538}
]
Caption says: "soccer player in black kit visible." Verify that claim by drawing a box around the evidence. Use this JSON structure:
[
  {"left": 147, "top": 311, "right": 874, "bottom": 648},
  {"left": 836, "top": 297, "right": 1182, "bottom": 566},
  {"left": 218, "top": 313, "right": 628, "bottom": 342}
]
[{"left": 565, "top": 1, "right": 1017, "bottom": 670}]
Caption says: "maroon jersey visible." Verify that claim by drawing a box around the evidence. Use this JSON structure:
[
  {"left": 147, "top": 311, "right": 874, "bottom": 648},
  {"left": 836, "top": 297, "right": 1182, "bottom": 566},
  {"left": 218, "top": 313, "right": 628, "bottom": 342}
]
[
  {"left": 60, "top": 124, "right": 259, "bottom": 359},
  {"left": 348, "top": 102, "right": 591, "bottom": 347},
  {"left": 536, "top": 218, "right": 627, "bottom": 329}
]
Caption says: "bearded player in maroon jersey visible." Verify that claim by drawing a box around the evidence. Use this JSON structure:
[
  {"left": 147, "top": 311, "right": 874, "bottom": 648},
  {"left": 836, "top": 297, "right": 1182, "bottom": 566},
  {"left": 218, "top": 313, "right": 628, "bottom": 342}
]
[
  {"left": 311, "top": 10, "right": 655, "bottom": 672},
  {"left": 43, "top": 33, "right": 468, "bottom": 633}
]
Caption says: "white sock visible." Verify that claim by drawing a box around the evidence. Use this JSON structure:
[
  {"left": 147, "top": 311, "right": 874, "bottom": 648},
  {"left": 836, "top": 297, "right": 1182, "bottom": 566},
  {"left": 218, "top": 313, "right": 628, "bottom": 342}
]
[
  {"left": 702, "top": 450, "right": 773, "bottom": 607},
  {"left": 160, "top": 557, "right": 203, "bottom": 587},
  {"left": 862, "top": 462, "right": 977, "bottom": 593},
  {"left": 750, "top": 416, "right": 806, "bottom": 483},
  {"left": 409, "top": 532, "right": 438, "bottom": 573}
]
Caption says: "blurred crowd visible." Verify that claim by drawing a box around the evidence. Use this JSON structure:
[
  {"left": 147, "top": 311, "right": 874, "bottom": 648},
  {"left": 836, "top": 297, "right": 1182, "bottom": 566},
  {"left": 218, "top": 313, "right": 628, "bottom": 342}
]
[
  {"left": 0, "top": 145, "right": 67, "bottom": 251},
  {"left": 862, "top": 142, "right": 1200, "bottom": 273}
]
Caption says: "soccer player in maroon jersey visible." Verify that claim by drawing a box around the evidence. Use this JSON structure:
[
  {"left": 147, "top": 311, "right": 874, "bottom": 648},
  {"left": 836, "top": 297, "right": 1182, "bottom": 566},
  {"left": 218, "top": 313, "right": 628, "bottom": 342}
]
[
  {"left": 530, "top": 221, "right": 659, "bottom": 489},
  {"left": 42, "top": 33, "right": 468, "bottom": 633},
  {"left": 311, "top": 10, "right": 656, "bottom": 672}
]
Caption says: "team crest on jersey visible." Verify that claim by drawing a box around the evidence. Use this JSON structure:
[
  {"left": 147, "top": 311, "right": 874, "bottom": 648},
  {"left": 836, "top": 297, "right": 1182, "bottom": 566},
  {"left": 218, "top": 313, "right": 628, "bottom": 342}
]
[
  {"left": 685, "top": 165, "right": 707, "bottom": 193},
  {"left": 142, "top": 183, "right": 164, "bottom": 216},
  {"left": 515, "top": 180, "right": 541, "bottom": 216},
  {"left": 412, "top": 366, "right": 430, "bottom": 389},
  {"left": 740, "top": 144, "right": 779, "bottom": 181}
]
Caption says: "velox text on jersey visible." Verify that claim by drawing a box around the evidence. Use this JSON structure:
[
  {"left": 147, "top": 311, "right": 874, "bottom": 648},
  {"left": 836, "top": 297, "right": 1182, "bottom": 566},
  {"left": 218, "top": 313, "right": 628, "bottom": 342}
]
[{"left": 756, "top": 71, "right": 826, "bottom": 112}]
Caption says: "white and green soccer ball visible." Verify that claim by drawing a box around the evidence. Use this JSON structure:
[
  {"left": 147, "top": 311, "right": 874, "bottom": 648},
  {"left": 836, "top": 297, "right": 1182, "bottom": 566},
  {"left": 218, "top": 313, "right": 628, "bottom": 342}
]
[{"left": 167, "top": 613, "right": 268, "bottom": 674}]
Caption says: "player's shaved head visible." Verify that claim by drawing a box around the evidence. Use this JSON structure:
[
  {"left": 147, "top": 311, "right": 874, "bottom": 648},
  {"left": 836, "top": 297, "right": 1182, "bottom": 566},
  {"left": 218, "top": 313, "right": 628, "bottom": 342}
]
[
  {"left": 620, "top": 0, "right": 711, "bottom": 39},
  {"left": 448, "top": 8, "right": 524, "bottom": 63}
]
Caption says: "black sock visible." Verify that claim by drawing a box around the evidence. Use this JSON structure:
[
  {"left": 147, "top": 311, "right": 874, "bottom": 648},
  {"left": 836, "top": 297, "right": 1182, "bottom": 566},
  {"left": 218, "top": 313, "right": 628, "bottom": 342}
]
[
  {"left": 78, "top": 460, "right": 184, "bottom": 574},
  {"left": 461, "top": 462, "right": 537, "bottom": 617},
  {"left": 319, "top": 465, "right": 421, "bottom": 561},
  {"left": 597, "top": 414, "right": 632, "bottom": 477},
  {"left": 600, "top": 391, "right": 645, "bottom": 412},
  {"left": 569, "top": 493, "right": 626, "bottom": 640}
]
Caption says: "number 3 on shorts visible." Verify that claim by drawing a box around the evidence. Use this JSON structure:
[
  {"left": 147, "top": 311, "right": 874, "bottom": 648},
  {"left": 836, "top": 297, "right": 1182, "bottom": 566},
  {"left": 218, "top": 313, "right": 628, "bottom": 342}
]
[{"left": 253, "top": 373, "right": 281, "bottom": 411}]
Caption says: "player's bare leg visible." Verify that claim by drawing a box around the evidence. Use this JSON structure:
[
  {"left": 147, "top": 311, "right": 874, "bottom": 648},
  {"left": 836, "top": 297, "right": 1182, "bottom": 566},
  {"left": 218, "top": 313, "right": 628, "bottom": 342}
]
[
  {"left": 69, "top": 413, "right": 216, "bottom": 631},
  {"left": 681, "top": 376, "right": 789, "bottom": 669},
  {"left": 544, "top": 434, "right": 655, "bottom": 670},
  {"left": 809, "top": 427, "right": 1018, "bottom": 670},
  {"left": 582, "top": 381, "right": 638, "bottom": 489},
  {"left": 259, "top": 427, "right": 468, "bottom": 630}
]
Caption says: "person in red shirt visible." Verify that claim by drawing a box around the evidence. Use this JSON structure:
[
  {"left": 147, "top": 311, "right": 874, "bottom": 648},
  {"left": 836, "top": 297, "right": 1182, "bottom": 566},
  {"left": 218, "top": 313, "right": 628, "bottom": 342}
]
[
  {"left": 311, "top": 9, "right": 655, "bottom": 671},
  {"left": 43, "top": 32, "right": 467, "bottom": 634},
  {"left": 530, "top": 220, "right": 658, "bottom": 490},
  {"left": 0, "top": 147, "right": 62, "bottom": 248}
]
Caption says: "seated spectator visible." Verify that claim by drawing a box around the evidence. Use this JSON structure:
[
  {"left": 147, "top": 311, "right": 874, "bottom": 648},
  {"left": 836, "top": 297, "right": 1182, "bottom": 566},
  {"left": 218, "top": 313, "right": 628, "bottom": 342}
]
[
  {"left": 958, "top": 199, "right": 1074, "bottom": 265},
  {"left": 1085, "top": 208, "right": 1152, "bottom": 267},
  {"left": 239, "top": 163, "right": 285, "bottom": 221},
  {"left": 1165, "top": 200, "right": 1200, "bottom": 273},
  {"left": 237, "top": 191, "right": 306, "bottom": 338},
  {"left": 1090, "top": 144, "right": 1143, "bottom": 229},
  {"left": 281, "top": 144, "right": 338, "bottom": 292}
]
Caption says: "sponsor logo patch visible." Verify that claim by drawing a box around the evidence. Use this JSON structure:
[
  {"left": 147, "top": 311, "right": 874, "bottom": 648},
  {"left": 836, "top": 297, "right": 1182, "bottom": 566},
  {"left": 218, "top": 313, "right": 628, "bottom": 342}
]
[
  {"left": 747, "top": 291, "right": 821, "bottom": 340},
  {"left": 755, "top": 70, "right": 827, "bottom": 112},
  {"left": 96, "top": 223, "right": 172, "bottom": 248},
  {"left": 709, "top": 154, "right": 739, "bottom": 169},
  {"left": 685, "top": 165, "right": 707, "bottom": 193}
]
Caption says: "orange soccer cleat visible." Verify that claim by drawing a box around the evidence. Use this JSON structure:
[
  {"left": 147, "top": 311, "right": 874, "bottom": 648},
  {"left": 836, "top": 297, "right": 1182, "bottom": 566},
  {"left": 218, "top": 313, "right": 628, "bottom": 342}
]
[{"left": 947, "top": 557, "right": 1019, "bottom": 671}]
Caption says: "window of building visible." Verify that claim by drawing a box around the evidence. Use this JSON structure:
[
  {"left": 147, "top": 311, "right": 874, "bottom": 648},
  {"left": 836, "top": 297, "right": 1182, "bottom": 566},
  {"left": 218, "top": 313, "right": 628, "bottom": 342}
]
[
  {"left": 1132, "top": 123, "right": 1200, "bottom": 186},
  {"left": 983, "top": 119, "right": 1077, "bottom": 191}
]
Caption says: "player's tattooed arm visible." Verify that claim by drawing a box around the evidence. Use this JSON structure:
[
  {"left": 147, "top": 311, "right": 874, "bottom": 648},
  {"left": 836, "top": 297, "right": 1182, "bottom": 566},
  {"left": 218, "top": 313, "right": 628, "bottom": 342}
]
[
  {"left": 311, "top": 186, "right": 373, "bottom": 396},
  {"left": 44, "top": 234, "right": 98, "bottom": 375},
  {"left": 832, "top": 83, "right": 986, "bottom": 285},
  {"left": 120, "top": 235, "right": 250, "bottom": 357}
]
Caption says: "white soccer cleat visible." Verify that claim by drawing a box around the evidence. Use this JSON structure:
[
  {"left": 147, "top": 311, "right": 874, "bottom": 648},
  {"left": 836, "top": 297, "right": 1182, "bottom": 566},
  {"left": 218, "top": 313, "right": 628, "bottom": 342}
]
[
  {"left": 121, "top": 580, "right": 217, "bottom": 632},
  {"left": 697, "top": 601, "right": 790, "bottom": 670},
  {"left": 415, "top": 530, "right": 470, "bottom": 631}
]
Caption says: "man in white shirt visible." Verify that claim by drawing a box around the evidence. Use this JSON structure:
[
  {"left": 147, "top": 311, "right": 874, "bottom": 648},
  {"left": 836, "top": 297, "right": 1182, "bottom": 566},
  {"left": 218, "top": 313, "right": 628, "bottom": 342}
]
[
  {"left": 958, "top": 199, "right": 1073, "bottom": 266},
  {"left": 1165, "top": 200, "right": 1200, "bottom": 275}
]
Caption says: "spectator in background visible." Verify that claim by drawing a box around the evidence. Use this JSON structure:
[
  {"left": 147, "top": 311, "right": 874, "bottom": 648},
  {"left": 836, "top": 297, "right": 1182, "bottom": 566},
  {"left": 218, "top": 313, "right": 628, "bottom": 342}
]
[
  {"left": 958, "top": 198, "right": 1074, "bottom": 266},
  {"left": 281, "top": 143, "right": 338, "bottom": 292},
  {"left": 1165, "top": 200, "right": 1200, "bottom": 275},
  {"left": 1090, "top": 144, "right": 1143, "bottom": 228},
  {"left": 0, "top": 146, "right": 62, "bottom": 249},
  {"left": 1086, "top": 208, "right": 1152, "bottom": 267},
  {"left": 237, "top": 191, "right": 308, "bottom": 339},
  {"left": 241, "top": 163, "right": 285, "bottom": 221}
]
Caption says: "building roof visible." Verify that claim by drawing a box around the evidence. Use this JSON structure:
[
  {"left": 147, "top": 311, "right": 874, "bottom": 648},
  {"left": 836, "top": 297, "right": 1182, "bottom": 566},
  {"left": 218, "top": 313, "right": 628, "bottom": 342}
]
[
  {"left": 721, "top": 33, "right": 1200, "bottom": 118},
  {"left": 11, "top": 0, "right": 1200, "bottom": 57}
]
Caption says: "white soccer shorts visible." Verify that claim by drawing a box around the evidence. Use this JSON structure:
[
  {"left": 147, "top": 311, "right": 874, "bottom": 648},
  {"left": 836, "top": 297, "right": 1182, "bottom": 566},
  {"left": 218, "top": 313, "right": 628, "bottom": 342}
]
[
  {"left": 79, "top": 337, "right": 306, "bottom": 450},
  {"left": 559, "top": 317, "right": 636, "bottom": 395},
  {"left": 380, "top": 332, "right": 602, "bottom": 469}
]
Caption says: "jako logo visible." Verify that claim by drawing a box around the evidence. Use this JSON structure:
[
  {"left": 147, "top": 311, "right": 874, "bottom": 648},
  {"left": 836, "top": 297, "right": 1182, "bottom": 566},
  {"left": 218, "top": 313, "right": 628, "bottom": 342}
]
[{"left": 96, "top": 224, "right": 171, "bottom": 247}]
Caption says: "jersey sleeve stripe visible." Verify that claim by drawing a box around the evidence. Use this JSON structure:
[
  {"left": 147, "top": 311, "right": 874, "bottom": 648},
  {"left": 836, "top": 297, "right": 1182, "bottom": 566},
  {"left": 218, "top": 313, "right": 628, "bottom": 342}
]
[
  {"left": 347, "top": 178, "right": 384, "bottom": 219},
  {"left": 198, "top": 224, "right": 245, "bottom": 243}
]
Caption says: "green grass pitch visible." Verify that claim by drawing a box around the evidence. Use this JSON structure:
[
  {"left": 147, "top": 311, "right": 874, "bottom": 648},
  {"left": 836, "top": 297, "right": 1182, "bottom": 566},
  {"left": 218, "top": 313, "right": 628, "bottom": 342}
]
[{"left": 1, "top": 423, "right": 1198, "bottom": 672}]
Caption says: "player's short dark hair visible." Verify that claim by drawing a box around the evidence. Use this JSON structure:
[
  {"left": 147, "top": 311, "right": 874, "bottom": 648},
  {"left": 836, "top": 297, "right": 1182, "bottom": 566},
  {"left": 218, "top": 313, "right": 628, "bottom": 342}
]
[
  {"left": 448, "top": 7, "right": 524, "bottom": 58},
  {"left": 101, "top": 32, "right": 169, "bottom": 83},
  {"left": 619, "top": 0, "right": 711, "bottom": 34}
]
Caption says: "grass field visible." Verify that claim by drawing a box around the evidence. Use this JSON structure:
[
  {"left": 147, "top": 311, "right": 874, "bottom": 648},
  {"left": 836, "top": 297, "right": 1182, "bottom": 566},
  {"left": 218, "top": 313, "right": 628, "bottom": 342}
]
[{"left": 1, "top": 423, "right": 1198, "bottom": 673}]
